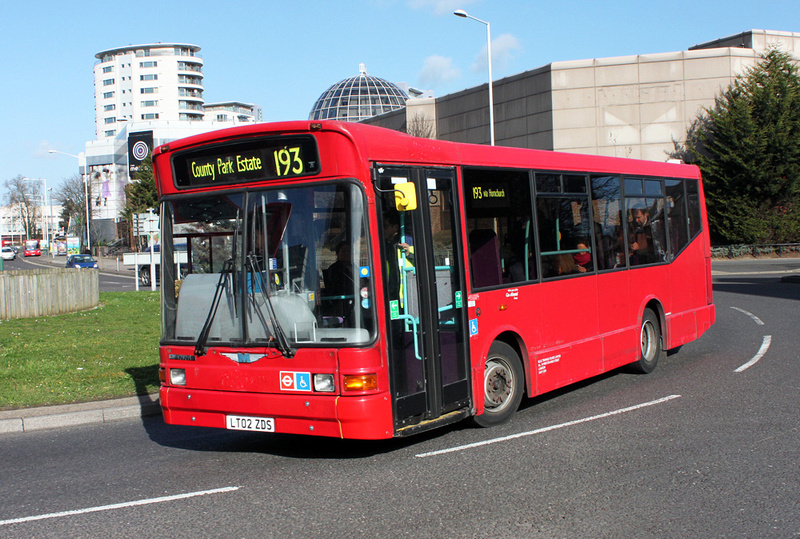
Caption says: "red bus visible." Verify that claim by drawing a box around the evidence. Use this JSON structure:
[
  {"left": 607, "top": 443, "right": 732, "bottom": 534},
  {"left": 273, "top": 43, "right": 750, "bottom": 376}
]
[
  {"left": 24, "top": 239, "right": 41, "bottom": 257},
  {"left": 153, "top": 121, "right": 715, "bottom": 439}
]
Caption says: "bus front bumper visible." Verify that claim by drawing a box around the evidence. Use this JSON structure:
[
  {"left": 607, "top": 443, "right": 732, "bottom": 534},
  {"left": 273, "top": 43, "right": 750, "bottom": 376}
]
[{"left": 160, "top": 386, "right": 394, "bottom": 440}]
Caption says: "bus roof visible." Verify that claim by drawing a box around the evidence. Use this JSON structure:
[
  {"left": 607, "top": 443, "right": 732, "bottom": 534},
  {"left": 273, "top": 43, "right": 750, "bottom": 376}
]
[{"left": 154, "top": 120, "right": 701, "bottom": 191}]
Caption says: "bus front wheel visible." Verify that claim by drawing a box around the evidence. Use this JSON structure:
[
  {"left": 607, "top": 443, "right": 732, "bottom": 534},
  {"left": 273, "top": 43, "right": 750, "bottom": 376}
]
[
  {"left": 630, "top": 308, "right": 663, "bottom": 374},
  {"left": 473, "top": 341, "right": 524, "bottom": 427}
]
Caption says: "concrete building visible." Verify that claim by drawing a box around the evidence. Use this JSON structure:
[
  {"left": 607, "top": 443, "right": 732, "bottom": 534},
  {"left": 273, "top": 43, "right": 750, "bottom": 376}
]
[
  {"left": 366, "top": 29, "right": 800, "bottom": 163},
  {"left": 84, "top": 43, "right": 262, "bottom": 243},
  {"left": 0, "top": 202, "right": 62, "bottom": 247}
]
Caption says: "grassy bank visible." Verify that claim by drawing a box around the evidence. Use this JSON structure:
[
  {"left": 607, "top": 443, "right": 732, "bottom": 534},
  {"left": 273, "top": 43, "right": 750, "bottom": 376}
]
[{"left": 0, "top": 292, "right": 160, "bottom": 409}]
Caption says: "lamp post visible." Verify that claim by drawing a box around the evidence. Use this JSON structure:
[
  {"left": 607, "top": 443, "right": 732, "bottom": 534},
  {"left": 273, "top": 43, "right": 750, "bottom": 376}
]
[
  {"left": 454, "top": 8, "right": 495, "bottom": 146},
  {"left": 47, "top": 187, "right": 53, "bottom": 256},
  {"left": 48, "top": 150, "right": 91, "bottom": 253}
]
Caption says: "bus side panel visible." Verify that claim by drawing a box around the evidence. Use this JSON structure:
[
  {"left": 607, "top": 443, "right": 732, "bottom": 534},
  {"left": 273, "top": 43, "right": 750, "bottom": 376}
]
[
  {"left": 667, "top": 237, "right": 714, "bottom": 349},
  {"left": 532, "top": 276, "right": 602, "bottom": 394},
  {"left": 467, "top": 286, "right": 542, "bottom": 404},
  {"left": 596, "top": 270, "right": 636, "bottom": 371}
]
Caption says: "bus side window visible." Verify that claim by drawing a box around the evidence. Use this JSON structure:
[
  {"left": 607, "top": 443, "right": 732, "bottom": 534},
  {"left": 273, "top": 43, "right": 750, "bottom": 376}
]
[
  {"left": 463, "top": 167, "right": 535, "bottom": 288},
  {"left": 469, "top": 229, "right": 502, "bottom": 288},
  {"left": 535, "top": 173, "right": 593, "bottom": 279},
  {"left": 591, "top": 176, "right": 625, "bottom": 270},
  {"left": 665, "top": 179, "right": 690, "bottom": 259},
  {"left": 686, "top": 180, "right": 703, "bottom": 240},
  {"left": 625, "top": 178, "right": 667, "bottom": 267}
]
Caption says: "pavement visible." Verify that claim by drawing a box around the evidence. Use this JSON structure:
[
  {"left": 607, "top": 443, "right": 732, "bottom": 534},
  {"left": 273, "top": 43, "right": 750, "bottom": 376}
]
[
  {"left": 0, "top": 393, "right": 161, "bottom": 434},
  {"left": 1, "top": 255, "right": 798, "bottom": 436}
]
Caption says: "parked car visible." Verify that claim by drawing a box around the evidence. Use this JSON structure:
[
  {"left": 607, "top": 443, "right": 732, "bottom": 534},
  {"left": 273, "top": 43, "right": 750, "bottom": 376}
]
[
  {"left": 1, "top": 247, "right": 16, "bottom": 261},
  {"left": 66, "top": 254, "right": 98, "bottom": 269}
]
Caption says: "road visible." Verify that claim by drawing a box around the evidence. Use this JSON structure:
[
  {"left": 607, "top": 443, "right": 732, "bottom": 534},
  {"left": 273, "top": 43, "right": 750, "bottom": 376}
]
[
  {"left": 2, "top": 254, "right": 139, "bottom": 292},
  {"left": 0, "top": 261, "right": 798, "bottom": 537}
]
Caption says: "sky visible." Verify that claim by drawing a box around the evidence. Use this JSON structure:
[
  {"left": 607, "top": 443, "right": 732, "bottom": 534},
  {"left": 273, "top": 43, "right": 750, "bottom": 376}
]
[{"left": 1, "top": 0, "right": 797, "bottom": 193}]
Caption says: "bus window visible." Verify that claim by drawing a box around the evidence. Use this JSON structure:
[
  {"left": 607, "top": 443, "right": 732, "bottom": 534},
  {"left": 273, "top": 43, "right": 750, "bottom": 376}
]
[
  {"left": 666, "top": 179, "right": 690, "bottom": 258},
  {"left": 686, "top": 180, "right": 703, "bottom": 240},
  {"left": 536, "top": 173, "right": 593, "bottom": 279},
  {"left": 625, "top": 178, "right": 667, "bottom": 267},
  {"left": 463, "top": 168, "right": 535, "bottom": 287},
  {"left": 591, "top": 176, "right": 625, "bottom": 270}
]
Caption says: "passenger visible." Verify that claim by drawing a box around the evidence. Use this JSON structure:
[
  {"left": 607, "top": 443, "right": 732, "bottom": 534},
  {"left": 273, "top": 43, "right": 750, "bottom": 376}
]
[
  {"left": 630, "top": 206, "right": 656, "bottom": 265},
  {"left": 573, "top": 240, "right": 591, "bottom": 272},
  {"left": 554, "top": 253, "right": 579, "bottom": 276},
  {"left": 324, "top": 242, "right": 354, "bottom": 297}
]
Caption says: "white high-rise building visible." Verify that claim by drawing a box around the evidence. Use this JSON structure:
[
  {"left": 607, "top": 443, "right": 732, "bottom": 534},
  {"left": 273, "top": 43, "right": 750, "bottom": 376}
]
[
  {"left": 94, "top": 43, "right": 209, "bottom": 138},
  {"left": 84, "top": 43, "right": 262, "bottom": 243}
]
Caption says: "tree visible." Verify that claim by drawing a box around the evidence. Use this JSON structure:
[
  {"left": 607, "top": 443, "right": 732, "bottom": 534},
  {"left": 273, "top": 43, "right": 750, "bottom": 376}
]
[
  {"left": 52, "top": 173, "right": 91, "bottom": 242},
  {"left": 123, "top": 156, "right": 158, "bottom": 249},
  {"left": 3, "top": 174, "right": 41, "bottom": 239},
  {"left": 124, "top": 156, "right": 157, "bottom": 214},
  {"left": 405, "top": 112, "right": 436, "bottom": 139},
  {"left": 676, "top": 49, "right": 800, "bottom": 244}
]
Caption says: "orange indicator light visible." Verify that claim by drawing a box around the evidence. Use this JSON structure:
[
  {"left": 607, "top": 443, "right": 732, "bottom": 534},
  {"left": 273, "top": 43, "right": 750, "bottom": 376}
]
[{"left": 343, "top": 374, "right": 378, "bottom": 392}]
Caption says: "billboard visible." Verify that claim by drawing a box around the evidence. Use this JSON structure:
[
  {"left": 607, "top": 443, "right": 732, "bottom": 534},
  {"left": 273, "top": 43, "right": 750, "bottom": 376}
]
[{"left": 128, "top": 131, "right": 154, "bottom": 172}]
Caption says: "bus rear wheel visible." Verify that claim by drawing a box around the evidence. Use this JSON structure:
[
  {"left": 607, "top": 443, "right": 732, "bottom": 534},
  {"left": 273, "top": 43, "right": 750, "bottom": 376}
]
[
  {"left": 630, "top": 308, "right": 663, "bottom": 374},
  {"left": 473, "top": 341, "right": 524, "bottom": 427}
]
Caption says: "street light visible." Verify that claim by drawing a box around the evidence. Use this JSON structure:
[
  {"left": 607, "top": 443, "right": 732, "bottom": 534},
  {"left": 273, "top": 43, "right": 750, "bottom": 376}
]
[
  {"left": 454, "top": 8, "right": 495, "bottom": 146},
  {"left": 48, "top": 149, "right": 91, "bottom": 253}
]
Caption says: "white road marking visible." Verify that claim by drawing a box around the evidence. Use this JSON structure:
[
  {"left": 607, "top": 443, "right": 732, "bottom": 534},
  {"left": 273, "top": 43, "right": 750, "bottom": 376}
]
[
  {"left": 0, "top": 486, "right": 240, "bottom": 526},
  {"left": 735, "top": 335, "right": 772, "bottom": 373},
  {"left": 415, "top": 395, "right": 682, "bottom": 458},
  {"left": 729, "top": 307, "right": 771, "bottom": 372},
  {"left": 730, "top": 307, "right": 765, "bottom": 326}
]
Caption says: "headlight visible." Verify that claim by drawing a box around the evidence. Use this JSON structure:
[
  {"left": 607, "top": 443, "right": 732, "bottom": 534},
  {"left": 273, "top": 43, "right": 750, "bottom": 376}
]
[
  {"left": 169, "top": 368, "right": 186, "bottom": 386},
  {"left": 313, "top": 374, "right": 335, "bottom": 392}
]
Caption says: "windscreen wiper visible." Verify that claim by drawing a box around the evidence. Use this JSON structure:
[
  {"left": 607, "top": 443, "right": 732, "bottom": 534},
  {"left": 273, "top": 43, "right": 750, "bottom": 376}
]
[
  {"left": 247, "top": 254, "right": 294, "bottom": 358},
  {"left": 194, "top": 258, "right": 234, "bottom": 357}
]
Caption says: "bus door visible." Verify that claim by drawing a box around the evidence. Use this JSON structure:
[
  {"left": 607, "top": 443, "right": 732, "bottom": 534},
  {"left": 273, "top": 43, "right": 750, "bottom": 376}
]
[{"left": 375, "top": 166, "right": 471, "bottom": 432}]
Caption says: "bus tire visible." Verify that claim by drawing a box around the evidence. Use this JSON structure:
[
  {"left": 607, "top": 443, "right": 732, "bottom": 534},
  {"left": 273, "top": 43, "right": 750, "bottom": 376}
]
[
  {"left": 630, "top": 308, "right": 663, "bottom": 374},
  {"left": 473, "top": 341, "right": 524, "bottom": 427}
]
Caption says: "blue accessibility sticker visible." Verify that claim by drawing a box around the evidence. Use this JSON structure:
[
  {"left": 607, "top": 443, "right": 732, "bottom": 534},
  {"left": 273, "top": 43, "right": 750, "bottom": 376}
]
[{"left": 469, "top": 319, "right": 479, "bottom": 336}]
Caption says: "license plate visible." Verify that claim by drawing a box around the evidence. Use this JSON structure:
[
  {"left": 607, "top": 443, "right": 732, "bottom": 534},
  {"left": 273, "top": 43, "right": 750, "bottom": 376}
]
[{"left": 226, "top": 415, "right": 275, "bottom": 432}]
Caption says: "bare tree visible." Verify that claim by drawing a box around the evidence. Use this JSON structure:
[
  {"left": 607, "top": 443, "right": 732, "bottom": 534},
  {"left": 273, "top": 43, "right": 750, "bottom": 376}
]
[
  {"left": 52, "top": 173, "right": 91, "bottom": 242},
  {"left": 405, "top": 112, "right": 436, "bottom": 139},
  {"left": 3, "top": 174, "right": 41, "bottom": 239}
]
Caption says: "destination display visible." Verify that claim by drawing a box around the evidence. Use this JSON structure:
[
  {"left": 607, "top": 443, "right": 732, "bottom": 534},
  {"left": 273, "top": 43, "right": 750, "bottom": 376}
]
[
  {"left": 172, "top": 135, "right": 320, "bottom": 188},
  {"left": 467, "top": 182, "right": 511, "bottom": 209}
]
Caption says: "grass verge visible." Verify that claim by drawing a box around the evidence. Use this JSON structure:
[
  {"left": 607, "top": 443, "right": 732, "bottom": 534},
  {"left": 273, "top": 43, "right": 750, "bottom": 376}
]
[{"left": 0, "top": 291, "right": 160, "bottom": 409}]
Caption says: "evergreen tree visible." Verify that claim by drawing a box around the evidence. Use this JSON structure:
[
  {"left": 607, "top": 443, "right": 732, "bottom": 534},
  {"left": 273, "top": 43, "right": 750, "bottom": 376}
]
[
  {"left": 679, "top": 49, "right": 800, "bottom": 244},
  {"left": 124, "top": 155, "right": 158, "bottom": 214}
]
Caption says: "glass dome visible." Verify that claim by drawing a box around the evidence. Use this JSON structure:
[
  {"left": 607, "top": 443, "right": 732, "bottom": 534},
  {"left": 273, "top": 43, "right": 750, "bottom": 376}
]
[{"left": 309, "top": 64, "right": 409, "bottom": 122}]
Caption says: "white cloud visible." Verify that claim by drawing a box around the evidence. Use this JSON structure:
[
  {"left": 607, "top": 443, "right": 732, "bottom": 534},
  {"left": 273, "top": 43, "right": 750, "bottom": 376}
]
[
  {"left": 418, "top": 55, "right": 462, "bottom": 88},
  {"left": 407, "top": 0, "right": 479, "bottom": 16},
  {"left": 35, "top": 140, "right": 56, "bottom": 159},
  {"left": 471, "top": 33, "right": 522, "bottom": 73}
]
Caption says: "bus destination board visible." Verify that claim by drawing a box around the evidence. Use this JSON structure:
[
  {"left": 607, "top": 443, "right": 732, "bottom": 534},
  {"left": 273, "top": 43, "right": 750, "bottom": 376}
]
[{"left": 172, "top": 135, "right": 320, "bottom": 188}]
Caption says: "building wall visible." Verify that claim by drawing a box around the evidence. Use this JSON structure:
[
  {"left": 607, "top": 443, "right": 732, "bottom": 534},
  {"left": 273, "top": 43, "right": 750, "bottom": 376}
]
[
  {"left": 379, "top": 29, "right": 799, "bottom": 165},
  {"left": 549, "top": 47, "right": 763, "bottom": 161}
]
